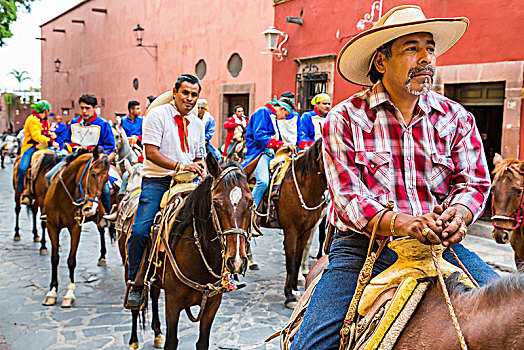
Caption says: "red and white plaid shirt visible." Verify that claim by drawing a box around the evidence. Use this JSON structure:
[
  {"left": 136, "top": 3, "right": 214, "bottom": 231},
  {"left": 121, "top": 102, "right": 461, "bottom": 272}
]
[{"left": 323, "top": 82, "right": 490, "bottom": 233}]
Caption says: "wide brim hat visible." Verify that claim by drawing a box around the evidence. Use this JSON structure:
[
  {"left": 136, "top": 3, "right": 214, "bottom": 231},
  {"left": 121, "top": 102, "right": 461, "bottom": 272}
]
[
  {"left": 337, "top": 5, "right": 469, "bottom": 86},
  {"left": 145, "top": 90, "right": 197, "bottom": 117}
]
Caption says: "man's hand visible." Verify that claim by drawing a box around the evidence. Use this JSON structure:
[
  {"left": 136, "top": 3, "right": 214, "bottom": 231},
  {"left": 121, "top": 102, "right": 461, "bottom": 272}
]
[
  {"left": 183, "top": 162, "right": 205, "bottom": 177},
  {"left": 434, "top": 204, "right": 470, "bottom": 247},
  {"left": 396, "top": 212, "right": 443, "bottom": 245},
  {"left": 51, "top": 141, "right": 60, "bottom": 149},
  {"left": 283, "top": 143, "right": 296, "bottom": 153}
]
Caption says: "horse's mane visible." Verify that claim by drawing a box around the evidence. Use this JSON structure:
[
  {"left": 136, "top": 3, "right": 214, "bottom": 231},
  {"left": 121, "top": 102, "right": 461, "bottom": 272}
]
[
  {"left": 63, "top": 148, "right": 92, "bottom": 166},
  {"left": 444, "top": 271, "right": 524, "bottom": 304},
  {"left": 493, "top": 158, "right": 522, "bottom": 178},
  {"left": 41, "top": 153, "right": 59, "bottom": 172},
  {"left": 170, "top": 162, "right": 246, "bottom": 246},
  {"left": 289, "top": 138, "right": 323, "bottom": 178}
]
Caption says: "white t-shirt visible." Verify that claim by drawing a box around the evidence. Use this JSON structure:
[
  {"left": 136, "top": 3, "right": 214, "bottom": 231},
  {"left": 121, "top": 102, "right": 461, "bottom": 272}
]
[
  {"left": 142, "top": 103, "right": 205, "bottom": 178},
  {"left": 277, "top": 113, "right": 298, "bottom": 145}
]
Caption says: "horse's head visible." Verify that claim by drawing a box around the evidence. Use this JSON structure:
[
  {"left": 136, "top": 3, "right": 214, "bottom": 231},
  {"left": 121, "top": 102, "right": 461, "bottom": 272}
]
[
  {"left": 111, "top": 121, "right": 125, "bottom": 151},
  {"left": 78, "top": 147, "right": 110, "bottom": 217},
  {"left": 124, "top": 159, "right": 143, "bottom": 191},
  {"left": 207, "top": 154, "right": 253, "bottom": 275},
  {"left": 491, "top": 154, "right": 524, "bottom": 244}
]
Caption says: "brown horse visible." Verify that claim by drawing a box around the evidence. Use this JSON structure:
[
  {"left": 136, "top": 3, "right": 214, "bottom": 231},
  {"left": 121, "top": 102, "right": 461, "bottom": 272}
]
[
  {"left": 42, "top": 147, "right": 110, "bottom": 308},
  {"left": 129, "top": 155, "right": 256, "bottom": 350},
  {"left": 12, "top": 151, "right": 59, "bottom": 247},
  {"left": 491, "top": 154, "right": 524, "bottom": 269},
  {"left": 255, "top": 138, "right": 328, "bottom": 308}
]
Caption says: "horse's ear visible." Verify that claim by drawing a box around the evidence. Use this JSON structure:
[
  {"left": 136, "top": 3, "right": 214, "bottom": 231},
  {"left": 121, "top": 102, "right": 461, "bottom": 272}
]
[
  {"left": 243, "top": 154, "right": 262, "bottom": 179},
  {"left": 116, "top": 116, "right": 122, "bottom": 126},
  {"left": 205, "top": 152, "right": 221, "bottom": 178},
  {"left": 124, "top": 159, "right": 132, "bottom": 174},
  {"left": 93, "top": 145, "right": 100, "bottom": 160},
  {"left": 493, "top": 153, "right": 503, "bottom": 166}
]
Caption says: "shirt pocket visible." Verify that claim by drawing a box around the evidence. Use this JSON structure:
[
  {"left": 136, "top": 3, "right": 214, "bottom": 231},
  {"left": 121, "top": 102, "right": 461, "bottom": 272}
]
[
  {"left": 355, "top": 151, "right": 392, "bottom": 197},
  {"left": 430, "top": 154, "right": 455, "bottom": 196}
]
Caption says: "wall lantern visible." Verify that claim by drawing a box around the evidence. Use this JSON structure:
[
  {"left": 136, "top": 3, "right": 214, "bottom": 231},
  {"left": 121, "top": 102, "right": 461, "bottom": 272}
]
[
  {"left": 133, "top": 24, "right": 158, "bottom": 60},
  {"left": 356, "top": 0, "right": 383, "bottom": 31},
  {"left": 261, "top": 26, "right": 288, "bottom": 61},
  {"left": 54, "top": 58, "right": 69, "bottom": 75}
]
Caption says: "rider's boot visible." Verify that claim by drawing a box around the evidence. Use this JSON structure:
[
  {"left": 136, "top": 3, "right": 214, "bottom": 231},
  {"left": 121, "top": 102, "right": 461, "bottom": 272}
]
[
  {"left": 124, "top": 243, "right": 150, "bottom": 310},
  {"left": 20, "top": 171, "right": 32, "bottom": 205}
]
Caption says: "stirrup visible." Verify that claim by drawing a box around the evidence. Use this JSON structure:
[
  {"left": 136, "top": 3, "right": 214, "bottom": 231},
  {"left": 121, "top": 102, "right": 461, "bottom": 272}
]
[
  {"left": 20, "top": 195, "right": 31, "bottom": 206},
  {"left": 123, "top": 281, "right": 148, "bottom": 311}
]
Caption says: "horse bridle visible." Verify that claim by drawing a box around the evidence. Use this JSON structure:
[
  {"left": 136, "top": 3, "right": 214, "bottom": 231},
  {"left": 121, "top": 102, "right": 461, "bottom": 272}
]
[
  {"left": 59, "top": 155, "right": 103, "bottom": 226},
  {"left": 491, "top": 166, "right": 524, "bottom": 231}
]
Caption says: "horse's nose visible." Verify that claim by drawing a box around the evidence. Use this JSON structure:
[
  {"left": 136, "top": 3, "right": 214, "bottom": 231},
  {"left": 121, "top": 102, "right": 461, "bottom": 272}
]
[
  {"left": 226, "top": 257, "right": 247, "bottom": 275},
  {"left": 82, "top": 206, "right": 93, "bottom": 215},
  {"left": 493, "top": 228, "right": 510, "bottom": 244}
]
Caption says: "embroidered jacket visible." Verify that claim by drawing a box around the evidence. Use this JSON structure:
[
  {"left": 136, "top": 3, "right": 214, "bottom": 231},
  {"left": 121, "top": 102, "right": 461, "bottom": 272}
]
[{"left": 65, "top": 114, "right": 115, "bottom": 154}]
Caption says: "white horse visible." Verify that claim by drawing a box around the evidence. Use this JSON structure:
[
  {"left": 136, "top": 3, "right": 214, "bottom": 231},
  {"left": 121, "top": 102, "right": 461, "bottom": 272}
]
[{"left": 0, "top": 134, "right": 19, "bottom": 168}]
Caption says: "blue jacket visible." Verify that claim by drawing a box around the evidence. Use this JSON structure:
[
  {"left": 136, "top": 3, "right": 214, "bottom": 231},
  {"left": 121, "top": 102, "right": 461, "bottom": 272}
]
[
  {"left": 54, "top": 122, "right": 68, "bottom": 149},
  {"left": 203, "top": 113, "right": 216, "bottom": 142},
  {"left": 241, "top": 105, "right": 281, "bottom": 166},
  {"left": 121, "top": 115, "right": 143, "bottom": 137},
  {"left": 298, "top": 109, "right": 326, "bottom": 146},
  {"left": 66, "top": 114, "right": 115, "bottom": 154}
]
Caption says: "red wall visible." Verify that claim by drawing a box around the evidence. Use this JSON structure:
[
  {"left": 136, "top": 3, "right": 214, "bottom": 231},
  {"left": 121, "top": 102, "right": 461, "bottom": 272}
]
[{"left": 273, "top": 0, "right": 524, "bottom": 104}]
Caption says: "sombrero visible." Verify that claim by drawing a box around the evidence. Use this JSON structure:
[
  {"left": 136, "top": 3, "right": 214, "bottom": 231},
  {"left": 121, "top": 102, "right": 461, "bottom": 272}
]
[{"left": 337, "top": 5, "right": 469, "bottom": 86}]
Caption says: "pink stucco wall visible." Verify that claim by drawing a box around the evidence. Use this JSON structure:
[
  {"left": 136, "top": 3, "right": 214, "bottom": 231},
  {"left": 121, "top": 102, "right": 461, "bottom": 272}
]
[{"left": 41, "top": 0, "right": 274, "bottom": 146}]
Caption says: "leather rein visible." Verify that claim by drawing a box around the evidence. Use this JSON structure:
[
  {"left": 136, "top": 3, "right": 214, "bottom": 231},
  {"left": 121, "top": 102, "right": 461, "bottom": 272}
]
[
  {"left": 491, "top": 166, "right": 524, "bottom": 231},
  {"left": 58, "top": 155, "right": 102, "bottom": 226},
  {"left": 157, "top": 166, "right": 251, "bottom": 322}
]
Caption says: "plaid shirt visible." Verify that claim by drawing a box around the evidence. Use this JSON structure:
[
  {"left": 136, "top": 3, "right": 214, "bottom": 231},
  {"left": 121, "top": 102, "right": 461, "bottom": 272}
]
[{"left": 322, "top": 82, "right": 490, "bottom": 233}]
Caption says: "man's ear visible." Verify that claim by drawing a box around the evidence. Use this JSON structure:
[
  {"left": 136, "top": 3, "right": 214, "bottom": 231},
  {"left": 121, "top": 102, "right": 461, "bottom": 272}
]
[{"left": 374, "top": 52, "right": 386, "bottom": 74}]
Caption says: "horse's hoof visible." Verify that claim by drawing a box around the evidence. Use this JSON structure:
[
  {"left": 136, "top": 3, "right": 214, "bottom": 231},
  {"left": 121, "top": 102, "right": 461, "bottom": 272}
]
[
  {"left": 249, "top": 262, "right": 259, "bottom": 270},
  {"left": 154, "top": 334, "right": 165, "bottom": 348},
  {"left": 129, "top": 342, "right": 139, "bottom": 350},
  {"left": 33, "top": 236, "right": 41, "bottom": 242},
  {"left": 97, "top": 258, "right": 107, "bottom": 267},
  {"left": 13, "top": 235, "right": 20, "bottom": 242},
  {"left": 61, "top": 297, "right": 75, "bottom": 308},
  {"left": 297, "top": 275, "right": 305, "bottom": 287},
  {"left": 40, "top": 248, "right": 48, "bottom": 255},
  {"left": 42, "top": 296, "right": 57, "bottom": 306},
  {"left": 285, "top": 300, "right": 297, "bottom": 309}
]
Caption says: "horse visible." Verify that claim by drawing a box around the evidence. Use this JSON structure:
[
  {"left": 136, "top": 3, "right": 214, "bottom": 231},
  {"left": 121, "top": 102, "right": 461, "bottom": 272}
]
[
  {"left": 0, "top": 134, "right": 19, "bottom": 168},
  {"left": 42, "top": 147, "right": 110, "bottom": 308},
  {"left": 111, "top": 121, "right": 139, "bottom": 175},
  {"left": 254, "top": 138, "right": 328, "bottom": 308},
  {"left": 125, "top": 155, "right": 257, "bottom": 350},
  {"left": 12, "top": 150, "right": 60, "bottom": 252},
  {"left": 491, "top": 154, "right": 524, "bottom": 269}
]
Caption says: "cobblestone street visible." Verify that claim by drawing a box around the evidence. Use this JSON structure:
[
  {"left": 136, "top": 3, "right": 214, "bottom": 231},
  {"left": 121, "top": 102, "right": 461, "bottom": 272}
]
[{"left": 0, "top": 161, "right": 517, "bottom": 349}]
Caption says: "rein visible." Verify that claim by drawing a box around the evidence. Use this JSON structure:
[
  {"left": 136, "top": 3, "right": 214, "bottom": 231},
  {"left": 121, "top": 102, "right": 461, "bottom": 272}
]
[
  {"left": 59, "top": 155, "right": 101, "bottom": 226},
  {"left": 491, "top": 165, "right": 524, "bottom": 231},
  {"left": 291, "top": 154, "right": 326, "bottom": 211}
]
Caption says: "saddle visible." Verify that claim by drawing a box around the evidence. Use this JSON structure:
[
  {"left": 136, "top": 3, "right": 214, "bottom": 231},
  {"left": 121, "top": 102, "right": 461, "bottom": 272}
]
[
  {"left": 114, "top": 187, "right": 141, "bottom": 236},
  {"left": 28, "top": 149, "right": 56, "bottom": 193}
]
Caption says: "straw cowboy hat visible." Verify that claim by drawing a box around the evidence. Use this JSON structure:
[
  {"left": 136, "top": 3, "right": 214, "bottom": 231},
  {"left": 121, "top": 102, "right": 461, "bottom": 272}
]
[{"left": 337, "top": 5, "right": 469, "bottom": 86}]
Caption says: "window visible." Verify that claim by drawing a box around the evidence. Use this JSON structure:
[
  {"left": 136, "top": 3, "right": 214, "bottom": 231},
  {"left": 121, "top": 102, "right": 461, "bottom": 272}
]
[
  {"left": 195, "top": 59, "right": 207, "bottom": 80},
  {"left": 295, "top": 63, "right": 328, "bottom": 115},
  {"left": 227, "top": 53, "right": 243, "bottom": 78}
]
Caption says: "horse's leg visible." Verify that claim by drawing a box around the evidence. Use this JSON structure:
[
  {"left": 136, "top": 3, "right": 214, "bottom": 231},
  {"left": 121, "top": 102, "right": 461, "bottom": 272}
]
[
  {"left": 299, "top": 231, "right": 314, "bottom": 281},
  {"left": 97, "top": 226, "right": 107, "bottom": 266},
  {"left": 293, "top": 231, "right": 311, "bottom": 293},
  {"left": 39, "top": 219, "right": 48, "bottom": 255},
  {"left": 43, "top": 225, "right": 60, "bottom": 306},
  {"left": 317, "top": 216, "right": 327, "bottom": 259},
  {"left": 129, "top": 310, "right": 140, "bottom": 349},
  {"left": 283, "top": 227, "right": 299, "bottom": 309},
  {"left": 151, "top": 285, "right": 164, "bottom": 348},
  {"left": 61, "top": 227, "right": 80, "bottom": 308},
  {"left": 31, "top": 203, "right": 40, "bottom": 242},
  {"left": 1, "top": 154, "right": 4, "bottom": 169},
  {"left": 196, "top": 296, "right": 222, "bottom": 350},
  {"left": 14, "top": 198, "right": 21, "bottom": 241},
  {"left": 164, "top": 292, "right": 181, "bottom": 350}
]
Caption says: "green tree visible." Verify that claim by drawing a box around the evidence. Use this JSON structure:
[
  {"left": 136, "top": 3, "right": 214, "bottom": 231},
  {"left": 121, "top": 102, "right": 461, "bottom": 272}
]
[
  {"left": 7, "top": 68, "right": 31, "bottom": 90},
  {"left": 0, "top": 0, "right": 36, "bottom": 47}
]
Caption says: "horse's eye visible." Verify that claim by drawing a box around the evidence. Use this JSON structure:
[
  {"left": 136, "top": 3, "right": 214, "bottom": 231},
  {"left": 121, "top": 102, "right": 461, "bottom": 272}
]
[{"left": 516, "top": 188, "right": 523, "bottom": 195}]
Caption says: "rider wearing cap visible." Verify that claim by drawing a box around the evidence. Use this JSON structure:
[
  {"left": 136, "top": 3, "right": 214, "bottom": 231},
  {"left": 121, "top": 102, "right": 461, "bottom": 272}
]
[
  {"left": 241, "top": 97, "right": 296, "bottom": 209},
  {"left": 297, "top": 93, "right": 331, "bottom": 150},
  {"left": 19, "top": 100, "right": 59, "bottom": 205}
]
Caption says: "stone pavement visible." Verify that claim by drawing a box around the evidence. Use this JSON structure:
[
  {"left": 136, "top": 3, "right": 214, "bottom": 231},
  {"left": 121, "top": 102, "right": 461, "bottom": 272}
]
[{"left": 0, "top": 162, "right": 518, "bottom": 349}]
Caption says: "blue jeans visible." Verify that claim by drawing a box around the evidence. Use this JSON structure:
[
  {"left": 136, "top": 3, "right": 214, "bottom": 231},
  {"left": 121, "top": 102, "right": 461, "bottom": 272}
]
[
  {"left": 18, "top": 147, "right": 36, "bottom": 193},
  {"left": 252, "top": 150, "right": 274, "bottom": 207},
  {"left": 45, "top": 158, "right": 111, "bottom": 213},
  {"left": 127, "top": 176, "right": 171, "bottom": 281},
  {"left": 206, "top": 141, "right": 222, "bottom": 160},
  {"left": 290, "top": 232, "right": 500, "bottom": 350}
]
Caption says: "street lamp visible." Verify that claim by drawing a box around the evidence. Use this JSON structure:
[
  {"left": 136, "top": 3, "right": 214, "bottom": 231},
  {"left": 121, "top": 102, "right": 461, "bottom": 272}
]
[
  {"left": 54, "top": 58, "right": 61, "bottom": 72},
  {"left": 133, "top": 24, "right": 157, "bottom": 60},
  {"left": 261, "top": 26, "right": 288, "bottom": 61}
]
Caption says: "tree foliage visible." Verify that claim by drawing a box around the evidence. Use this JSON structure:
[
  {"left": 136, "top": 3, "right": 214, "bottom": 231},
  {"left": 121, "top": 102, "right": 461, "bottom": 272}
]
[{"left": 0, "top": 0, "right": 36, "bottom": 47}]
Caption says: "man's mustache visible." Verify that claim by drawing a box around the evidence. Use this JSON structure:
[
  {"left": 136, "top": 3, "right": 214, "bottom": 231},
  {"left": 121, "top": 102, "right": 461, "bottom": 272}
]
[{"left": 407, "top": 65, "right": 436, "bottom": 79}]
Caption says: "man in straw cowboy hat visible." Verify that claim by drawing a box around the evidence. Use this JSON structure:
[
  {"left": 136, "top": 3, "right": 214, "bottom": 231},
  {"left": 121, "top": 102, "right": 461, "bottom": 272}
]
[{"left": 291, "top": 6, "right": 499, "bottom": 348}]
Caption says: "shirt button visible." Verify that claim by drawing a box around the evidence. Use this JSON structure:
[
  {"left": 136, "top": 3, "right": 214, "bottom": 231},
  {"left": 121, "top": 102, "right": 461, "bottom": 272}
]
[{"left": 407, "top": 157, "right": 411, "bottom": 161}]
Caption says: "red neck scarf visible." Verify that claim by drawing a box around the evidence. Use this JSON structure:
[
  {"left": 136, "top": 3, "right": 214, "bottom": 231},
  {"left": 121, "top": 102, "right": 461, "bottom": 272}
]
[
  {"left": 265, "top": 103, "right": 278, "bottom": 114},
  {"left": 33, "top": 112, "right": 50, "bottom": 136},
  {"left": 76, "top": 113, "right": 98, "bottom": 125},
  {"left": 174, "top": 114, "right": 190, "bottom": 152},
  {"left": 313, "top": 106, "right": 325, "bottom": 117}
]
